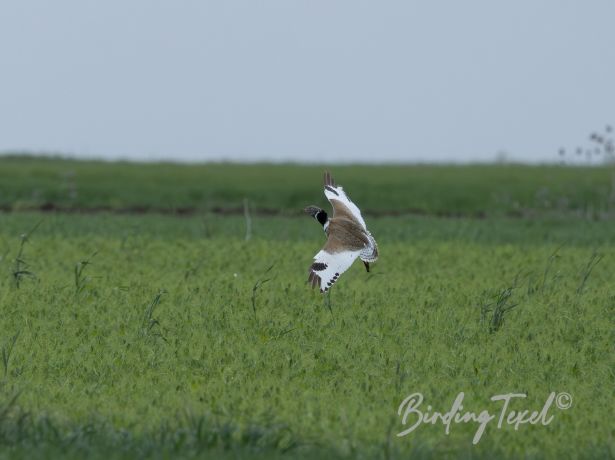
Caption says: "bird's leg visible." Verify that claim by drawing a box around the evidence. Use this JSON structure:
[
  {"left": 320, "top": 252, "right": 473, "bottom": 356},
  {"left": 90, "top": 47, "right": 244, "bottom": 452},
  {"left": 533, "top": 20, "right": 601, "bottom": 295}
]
[{"left": 363, "top": 261, "right": 370, "bottom": 272}]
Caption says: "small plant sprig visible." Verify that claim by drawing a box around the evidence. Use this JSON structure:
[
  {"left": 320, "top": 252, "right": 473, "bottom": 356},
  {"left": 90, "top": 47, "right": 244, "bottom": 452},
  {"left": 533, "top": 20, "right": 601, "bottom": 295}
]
[
  {"left": 251, "top": 264, "right": 274, "bottom": 322},
  {"left": 0, "top": 390, "right": 21, "bottom": 422},
  {"left": 577, "top": 251, "right": 603, "bottom": 295},
  {"left": 480, "top": 286, "right": 519, "bottom": 333},
  {"left": 324, "top": 289, "right": 334, "bottom": 319},
  {"left": 74, "top": 251, "right": 98, "bottom": 294},
  {"left": 558, "top": 124, "right": 614, "bottom": 164},
  {"left": 12, "top": 220, "right": 42, "bottom": 288},
  {"left": 243, "top": 198, "right": 252, "bottom": 241},
  {"left": 525, "top": 244, "right": 564, "bottom": 295},
  {"left": 2, "top": 332, "right": 20, "bottom": 378},
  {"left": 140, "top": 290, "right": 168, "bottom": 342}
]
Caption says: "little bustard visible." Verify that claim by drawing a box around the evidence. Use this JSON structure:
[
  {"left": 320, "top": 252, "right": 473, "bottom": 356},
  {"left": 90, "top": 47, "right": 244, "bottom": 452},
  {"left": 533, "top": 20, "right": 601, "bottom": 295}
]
[{"left": 304, "top": 171, "right": 378, "bottom": 293}]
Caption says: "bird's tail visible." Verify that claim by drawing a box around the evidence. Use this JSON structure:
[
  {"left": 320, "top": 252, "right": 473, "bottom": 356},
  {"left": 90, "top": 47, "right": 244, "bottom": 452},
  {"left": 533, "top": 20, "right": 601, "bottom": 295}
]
[{"left": 360, "top": 232, "right": 378, "bottom": 263}]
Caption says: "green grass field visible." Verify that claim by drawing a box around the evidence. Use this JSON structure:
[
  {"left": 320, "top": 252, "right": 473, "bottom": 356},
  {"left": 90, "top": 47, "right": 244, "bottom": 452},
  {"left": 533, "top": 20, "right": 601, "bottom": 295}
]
[
  {"left": 0, "top": 158, "right": 613, "bottom": 459},
  {"left": 2, "top": 155, "right": 615, "bottom": 217}
]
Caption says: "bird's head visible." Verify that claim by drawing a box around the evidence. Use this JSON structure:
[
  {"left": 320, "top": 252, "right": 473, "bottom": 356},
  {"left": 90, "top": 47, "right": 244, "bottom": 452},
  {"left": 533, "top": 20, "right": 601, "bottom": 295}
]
[{"left": 304, "top": 206, "right": 328, "bottom": 226}]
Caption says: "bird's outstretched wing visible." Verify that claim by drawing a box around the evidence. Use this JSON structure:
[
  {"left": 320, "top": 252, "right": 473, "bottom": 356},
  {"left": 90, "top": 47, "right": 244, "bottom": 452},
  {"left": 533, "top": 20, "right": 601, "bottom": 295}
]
[
  {"left": 307, "top": 248, "right": 362, "bottom": 293},
  {"left": 323, "top": 171, "right": 367, "bottom": 230}
]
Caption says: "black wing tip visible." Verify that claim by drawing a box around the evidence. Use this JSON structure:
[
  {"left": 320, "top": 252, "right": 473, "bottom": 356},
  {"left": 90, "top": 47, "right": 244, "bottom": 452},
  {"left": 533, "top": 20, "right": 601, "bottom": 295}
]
[
  {"left": 307, "top": 270, "right": 321, "bottom": 289},
  {"left": 308, "top": 268, "right": 337, "bottom": 293},
  {"left": 324, "top": 171, "right": 336, "bottom": 187}
]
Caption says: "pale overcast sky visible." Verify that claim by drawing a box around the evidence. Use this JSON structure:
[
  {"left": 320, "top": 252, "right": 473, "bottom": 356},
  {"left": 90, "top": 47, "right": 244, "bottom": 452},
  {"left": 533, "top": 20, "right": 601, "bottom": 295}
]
[{"left": 1, "top": 1, "right": 613, "bottom": 163}]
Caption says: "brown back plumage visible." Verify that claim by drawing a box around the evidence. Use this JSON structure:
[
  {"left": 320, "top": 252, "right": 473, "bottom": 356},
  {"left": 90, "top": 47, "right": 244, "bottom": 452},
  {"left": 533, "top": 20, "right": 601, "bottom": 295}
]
[
  {"left": 330, "top": 199, "right": 361, "bottom": 224},
  {"left": 325, "top": 218, "right": 369, "bottom": 253}
]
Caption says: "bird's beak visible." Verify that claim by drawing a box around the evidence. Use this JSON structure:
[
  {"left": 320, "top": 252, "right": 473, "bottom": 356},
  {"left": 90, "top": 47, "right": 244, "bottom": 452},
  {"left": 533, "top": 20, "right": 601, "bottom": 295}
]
[
  {"left": 303, "top": 206, "right": 319, "bottom": 217},
  {"left": 363, "top": 261, "right": 370, "bottom": 272}
]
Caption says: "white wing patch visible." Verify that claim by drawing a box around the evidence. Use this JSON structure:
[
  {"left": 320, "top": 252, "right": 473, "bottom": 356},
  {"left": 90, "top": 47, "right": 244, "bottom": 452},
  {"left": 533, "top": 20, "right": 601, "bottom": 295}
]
[
  {"left": 323, "top": 171, "right": 367, "bottom": 230},
  {"left": 308, "top": 249, "right": 361, "bottom": 292}
]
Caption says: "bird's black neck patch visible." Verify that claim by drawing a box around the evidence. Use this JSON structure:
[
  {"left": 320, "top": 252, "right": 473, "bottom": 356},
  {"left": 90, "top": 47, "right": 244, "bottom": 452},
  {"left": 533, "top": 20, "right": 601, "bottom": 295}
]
[{"left": 316, "top": 210, "right": 328, "bottom": 226}]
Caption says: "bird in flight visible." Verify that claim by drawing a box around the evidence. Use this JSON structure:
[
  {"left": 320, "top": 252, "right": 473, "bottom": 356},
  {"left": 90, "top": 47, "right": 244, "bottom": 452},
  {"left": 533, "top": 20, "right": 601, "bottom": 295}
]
[{"left": 304, "top": 171, "right": 378, "bottom": 293}]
